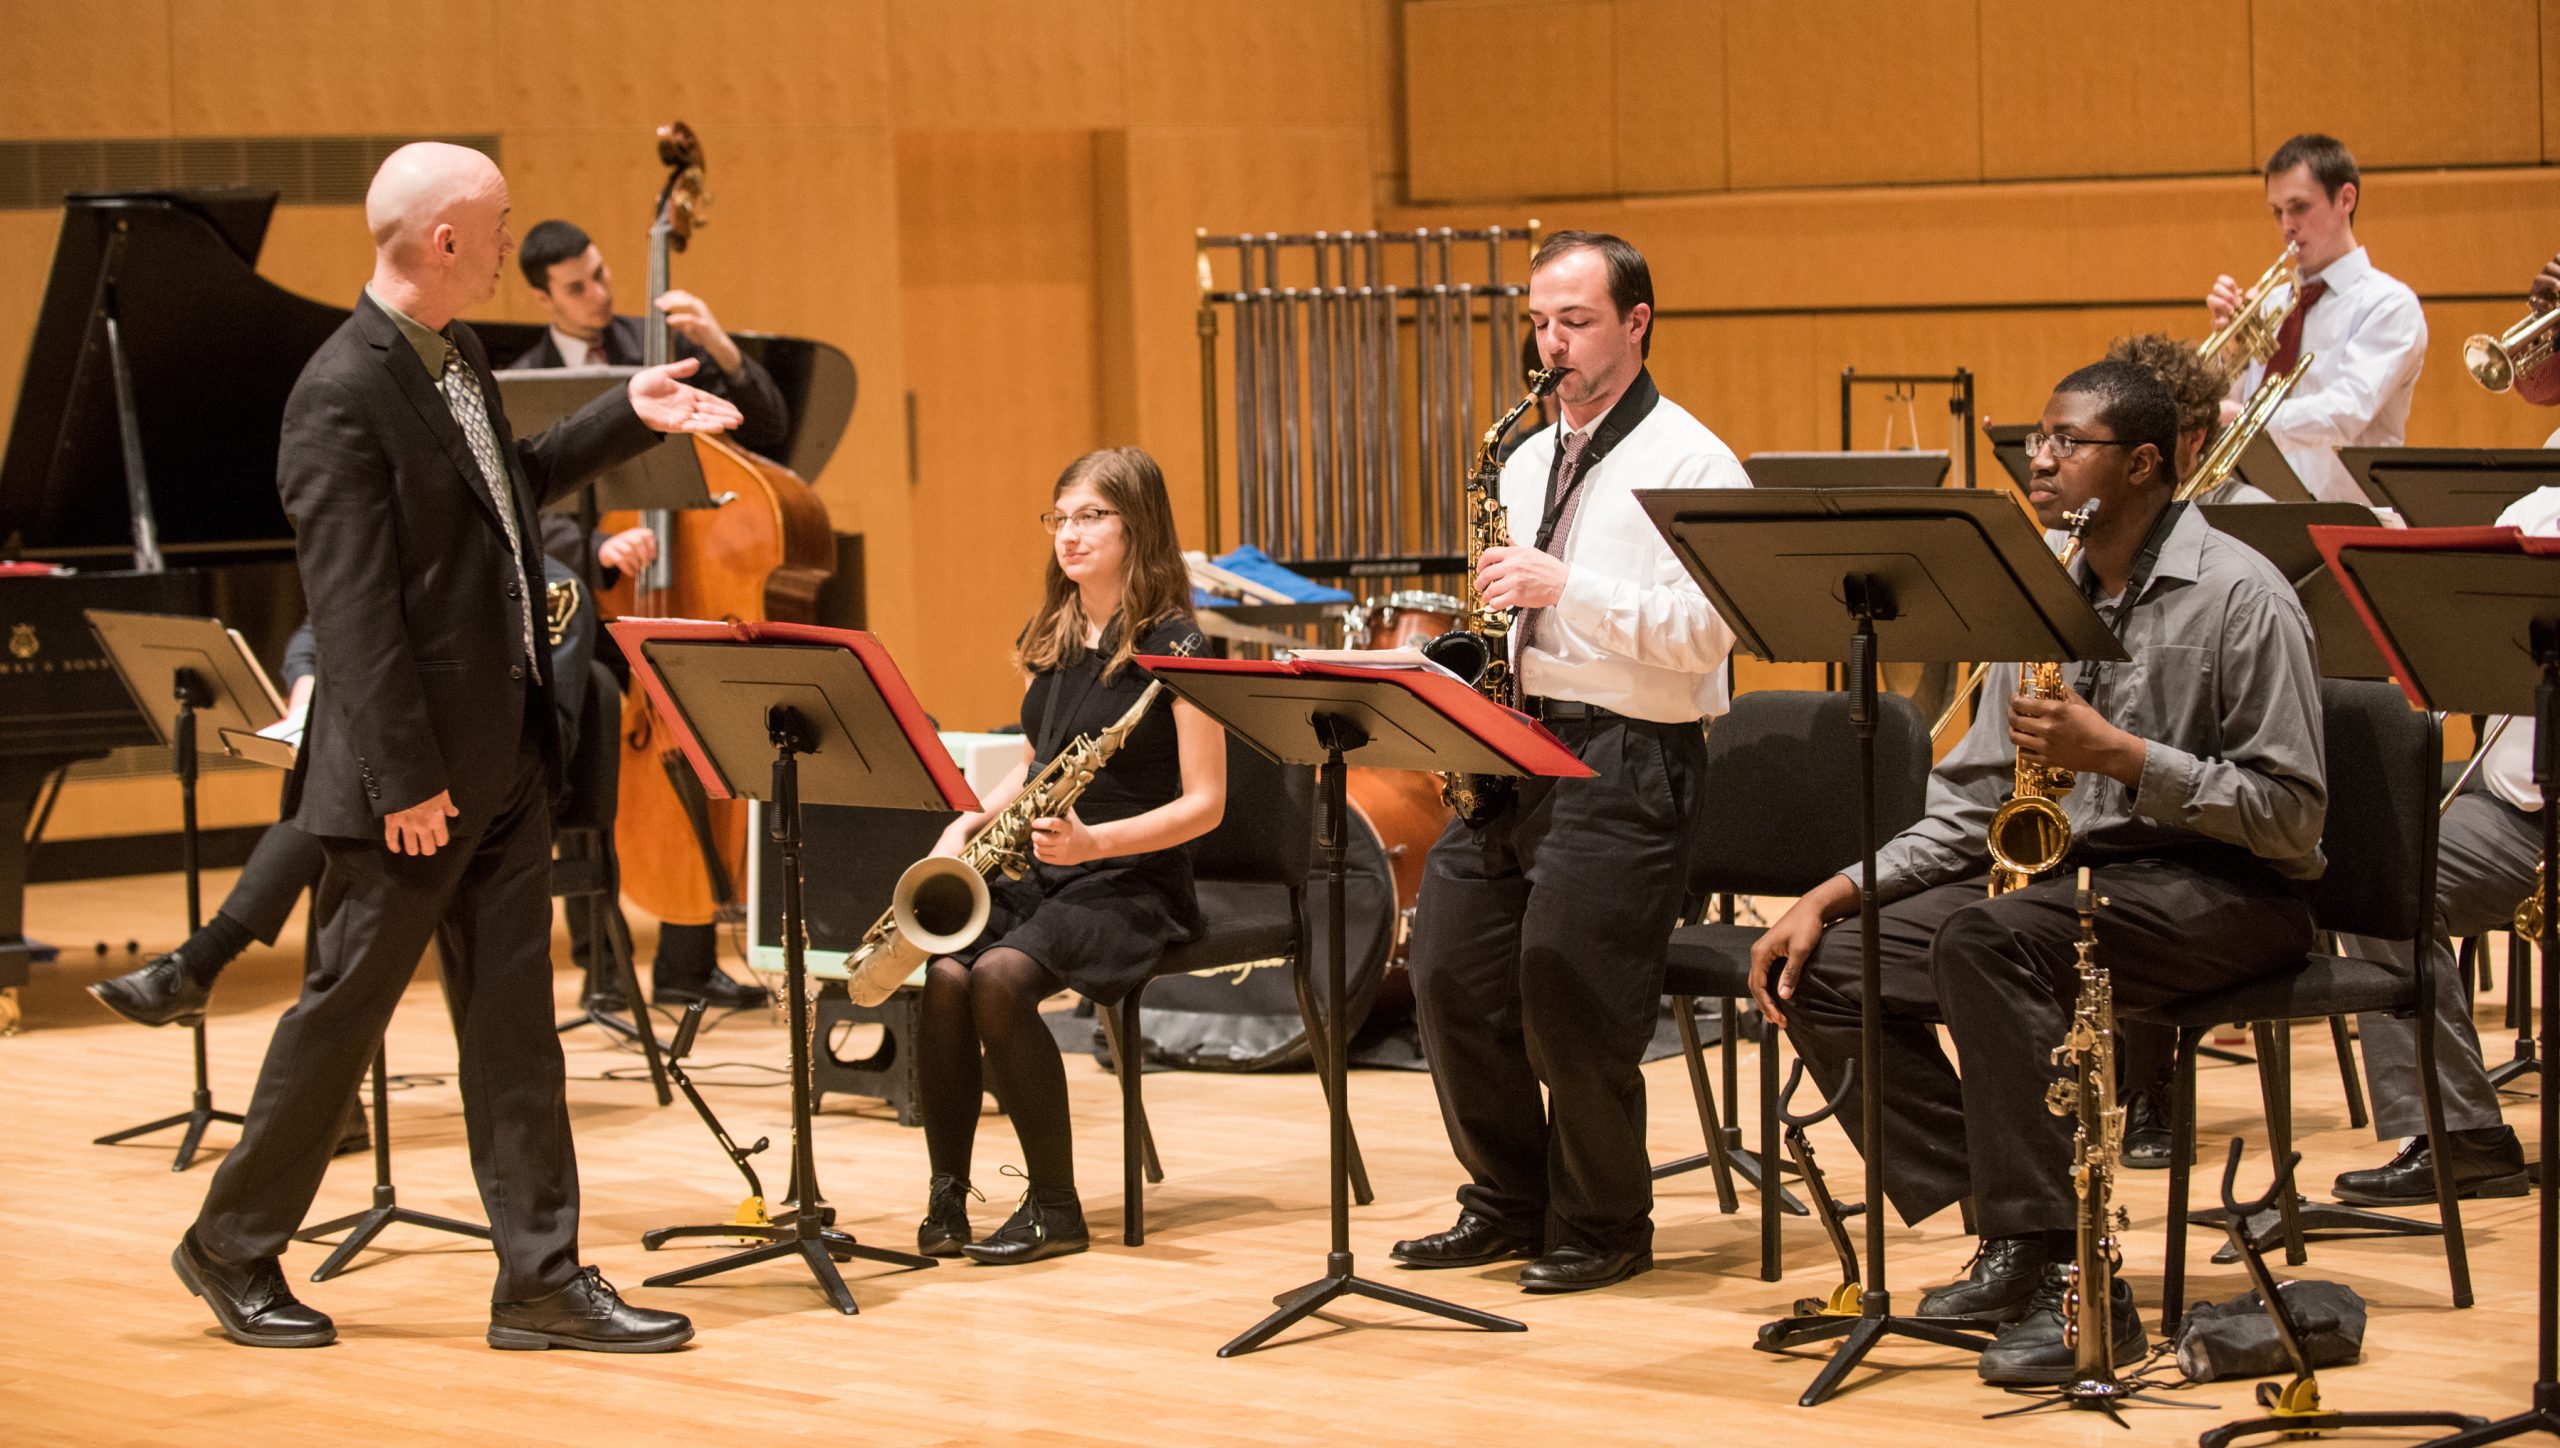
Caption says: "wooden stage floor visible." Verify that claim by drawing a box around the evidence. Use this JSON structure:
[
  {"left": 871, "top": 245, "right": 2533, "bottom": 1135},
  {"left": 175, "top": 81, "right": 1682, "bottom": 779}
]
[{"left": 0, "top": 867, "right": 2545, "bottom": 1447}]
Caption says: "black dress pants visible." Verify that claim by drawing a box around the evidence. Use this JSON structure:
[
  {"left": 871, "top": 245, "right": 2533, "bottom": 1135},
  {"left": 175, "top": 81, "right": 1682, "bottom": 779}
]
[
  {"left": 1407, "top": 714, "right": 1703, "bottom": 1255},
  {"left": 193, "top": 710, "right": 580, "bottom": 1302},
  {"left": 217, "top": 815, "right": 327, "bottom": 946},
  {"left": 1784, "top": 857, "right": 2313, "bottom": 1239}
]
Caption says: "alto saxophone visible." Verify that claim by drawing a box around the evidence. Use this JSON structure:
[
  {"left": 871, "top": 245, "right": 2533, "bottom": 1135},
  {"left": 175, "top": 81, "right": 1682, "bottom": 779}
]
[
  {"left": 2043, "top": 870, "right": 2136, "bottom": 1394},
  {"left": 1988, "top": 501, "right": 2100, "bottom": 896},
  {"left": 842, "top": 654, "right": 1184, "bottom": 1007},
  {"left": 1421, "top": 365, "right": 1565, "bottom": 827}
]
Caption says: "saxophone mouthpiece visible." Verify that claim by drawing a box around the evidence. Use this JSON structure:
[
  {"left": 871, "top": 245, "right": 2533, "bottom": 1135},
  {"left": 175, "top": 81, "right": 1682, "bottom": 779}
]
[{"left": 1531, "top": 366, "right": 1568, "bottom": 397}]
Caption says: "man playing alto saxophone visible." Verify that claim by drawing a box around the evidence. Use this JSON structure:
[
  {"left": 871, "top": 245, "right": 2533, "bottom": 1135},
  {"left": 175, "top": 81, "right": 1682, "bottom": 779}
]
[
  {"left": 1392, "top": 230, "right": 1749, "bottom": 1294},
  {"left": 1749, "top": 359, "right": 2328, "bottom": 1382}
]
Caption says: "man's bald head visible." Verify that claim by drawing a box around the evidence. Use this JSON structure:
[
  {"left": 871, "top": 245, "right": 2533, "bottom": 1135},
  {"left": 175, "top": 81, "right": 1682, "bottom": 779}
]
[{"left": 363, "top": 143, "right": 513, "bottom": 325}]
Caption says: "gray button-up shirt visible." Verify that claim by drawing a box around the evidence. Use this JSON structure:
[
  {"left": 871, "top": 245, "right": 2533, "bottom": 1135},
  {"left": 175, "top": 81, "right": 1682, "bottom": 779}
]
[{"left": 1865, "top": 501, "right": 2328, "bottom": 900}]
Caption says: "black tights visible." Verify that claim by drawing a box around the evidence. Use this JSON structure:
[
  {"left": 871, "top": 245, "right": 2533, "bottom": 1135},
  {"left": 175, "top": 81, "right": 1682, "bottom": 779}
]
[{"left": 919, "top": 946, "right": 1076, "bottom": 1193}]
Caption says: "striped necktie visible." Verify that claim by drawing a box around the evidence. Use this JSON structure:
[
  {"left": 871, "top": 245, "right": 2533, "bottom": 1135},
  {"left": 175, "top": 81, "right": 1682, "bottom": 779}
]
[{"left": 436, "top": 349, "right": 542, "bottom": 680}]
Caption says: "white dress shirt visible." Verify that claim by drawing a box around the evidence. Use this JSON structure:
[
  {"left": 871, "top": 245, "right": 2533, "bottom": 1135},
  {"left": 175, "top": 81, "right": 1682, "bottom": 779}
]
[
  {"left": 2230, "top": 246, "right": 2427, "bottom": 506},
  {"left": 2479, "top": 483, "right": 2560, "bottom": 812},
  {"left": 549, "top": 326, "right": 612, "bottom": 367},
  {"left": 1502, "top": 393, "right": 1752, "bottom": 722}
]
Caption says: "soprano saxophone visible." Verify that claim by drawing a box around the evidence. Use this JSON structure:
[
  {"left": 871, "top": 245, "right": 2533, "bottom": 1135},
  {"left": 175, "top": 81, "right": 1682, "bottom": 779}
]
[
  {"left": 842, "top": 652, "right": 1184, "bottom": 1007},
  {"left": 1421, "top": 365, "right": 1564, "bottom": 827},
  {"left": 2043, "top": 869, "right": 2138, "bottom": 1394}
]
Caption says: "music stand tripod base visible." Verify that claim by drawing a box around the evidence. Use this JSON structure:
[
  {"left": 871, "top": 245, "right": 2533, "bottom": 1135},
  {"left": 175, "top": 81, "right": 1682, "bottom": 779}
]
[{"left": 294, "top": 1046, "right": 490, "bottom": 1281}]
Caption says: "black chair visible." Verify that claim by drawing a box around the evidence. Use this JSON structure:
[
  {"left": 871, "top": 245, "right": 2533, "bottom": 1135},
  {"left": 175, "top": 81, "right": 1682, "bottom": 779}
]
[
  {"left": 1095, "top": 733, "right": 1377, "bottom": 1246},
  {"left": 1653, "top": 689, "right": 1930, "bottom": 1280},
  {"left": 2131, "top": 679, "right": 2472, "bottom": 1333},
  {"left": 550, "top": 660, "right": 668, "bottom": 1103}
]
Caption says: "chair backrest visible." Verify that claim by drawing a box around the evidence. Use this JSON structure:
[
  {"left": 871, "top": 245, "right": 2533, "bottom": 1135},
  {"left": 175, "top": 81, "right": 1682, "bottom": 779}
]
[
  {"left": 1688, "top": 689, "right": 1930, "bottom": 899},
  {"left": 2309, "top": 677, "right": 2440, "bottom": 942},
  {"left": 1185, "top": 732, "right": 1315, "bottom": 889},
  {"left": 555, "top": 660, "right": 623, "bottom": 834}
]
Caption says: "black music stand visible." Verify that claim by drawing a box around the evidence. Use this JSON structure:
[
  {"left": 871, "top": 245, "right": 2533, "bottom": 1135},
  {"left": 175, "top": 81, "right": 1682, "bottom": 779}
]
[
  {"left": 2343, "top": 448, "right": 2560, "bottom": 528},
  {"left": 2311, "top": 527, "right": 2560, "bottom": 1447},
  {"left": 2203, "top": 503, "right": 2390, "bottom": 681},
  {"left": 1640, "top": 486, "right": 2124, "bottom": 1407},
  {"left": 613, "top": 619, "right": 968, "bottom": 1315},
  {"left": 1135, "top": 653, "right": 1583, "bottom": 1356},
  {"left": 83, "top": 610, "right": 272, "bottom": 1171},
  {"left": 295, "top": 1035, "right": 492, "bottom": 1280},
  {"left": 1745, "top": 452, "right": 1951, "bottom": 491},
  {"left": 2225, "top": 430, "right": 2315, "bottom": 503}
]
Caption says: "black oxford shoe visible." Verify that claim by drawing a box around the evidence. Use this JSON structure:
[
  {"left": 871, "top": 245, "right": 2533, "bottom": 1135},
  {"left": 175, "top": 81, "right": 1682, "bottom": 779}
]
[
  {"left": 488, "top": 1268, "right": 693, "bottom": 1353},
  {"left": 2119, "top": 1090, "right": 2180, "bottom": 1170},
  {"left": 1977, "top": 1262, "right": 2148, "bottom": 1386},
  {"left": 172, "top": 1230, "right": 335, "bottom": 1348},
  {"left": 961, "top": 1187, "right": 1089, "bottom": 1265},
  {"left": 1915, "top": 1235, "right": 2062, "bottom": 1324},
  {"left": 917, "top": 1173, "right": 976, "bottom": 1258},
  {"left": 2333, "top": 1127, "right": 2530, "bottom": 1206},
  {"left": 1389, "top": 1211, "right": 1542, "bottom": 1269},
  {"left": 653, "top": 970, "right": 771, "bottom": 1011},
  {"left": 1518, "top": 1245, "right": 1653, "bottom": 1294},
  {"left": 91, "top": 953, "right": 210, "bottom": 1028}
]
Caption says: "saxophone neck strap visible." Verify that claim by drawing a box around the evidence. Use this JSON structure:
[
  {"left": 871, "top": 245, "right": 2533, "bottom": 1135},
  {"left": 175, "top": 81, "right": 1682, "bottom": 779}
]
[
  {"left": 1535, "top": 367, "right": 1661, "bottom": 553},
  {"left": 2073, "top": 498, "right": 2187, "bottom": 697}
]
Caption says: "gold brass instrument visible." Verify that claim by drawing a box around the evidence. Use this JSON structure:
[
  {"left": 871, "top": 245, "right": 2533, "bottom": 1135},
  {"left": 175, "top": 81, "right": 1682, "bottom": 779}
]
[
  {"left": 1986, "top": 502, "right": 2101, "bottom": 894},
  {"left": 1932, "top": 501, "right": 2098, "bottom": 743},
  {"left": 842, "top": 656, "right": 1184, "bottom": 1007},
  {"left": 2465, "top": 304, "right": 2560, "bottom": 395},
  {"left": 2175, "top": 351, "right": 2313, "bottom": 503},
  {"left": 2199, "top": 243, "right": 2302, "bottom": 373},
  {"left": 544, "top": 576, "right": 582, "bottom": 649},
  {"left": 2043, "top": 870, "right": 2135, "bottom": 1395},
  {"left": 2518, "top": 858, "right": 2546, "bottom": 944},
  {"left": 1420, "top": 365, "right": 1563, "bottom": 827}
]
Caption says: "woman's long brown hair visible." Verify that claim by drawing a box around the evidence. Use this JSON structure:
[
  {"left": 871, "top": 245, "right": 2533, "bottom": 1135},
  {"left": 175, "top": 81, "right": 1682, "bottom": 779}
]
[{"left": 1015, "top": 446, "right": 1194, "bottom": 682}]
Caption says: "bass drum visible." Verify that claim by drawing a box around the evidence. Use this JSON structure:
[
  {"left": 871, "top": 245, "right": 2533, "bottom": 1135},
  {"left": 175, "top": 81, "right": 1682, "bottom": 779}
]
[{"left": 1127, "top": 803, "right": 1397, "bottom": 1072}]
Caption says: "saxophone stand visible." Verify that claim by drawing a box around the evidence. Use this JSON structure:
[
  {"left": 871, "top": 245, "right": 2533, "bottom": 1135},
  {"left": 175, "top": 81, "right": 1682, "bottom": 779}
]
[
  {"left": 610, "top": 620, "right": 973, "bottom": 1314},
  {"left": 1138, "top": 652, "right": 1589, "bottom": 1356},
  {"left": 641, "top": 1000, "right": 784, "bottom": 1248},
  {"left": 1643, "top": 484, "right": 2123, "bottom": 1405},
  {"left": 2200, "top": 1140, "right": 2485, "bottom": 1447},
  {"left": 2312, "top": 525, "right": 2560, "bottom": 1446},
  {"left": 86, "top": 612, "right": 288, "bottom": 1171}
]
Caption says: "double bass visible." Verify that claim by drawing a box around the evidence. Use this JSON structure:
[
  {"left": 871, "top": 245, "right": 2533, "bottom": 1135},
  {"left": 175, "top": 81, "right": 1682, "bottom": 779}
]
[{"left": 604, "top": 122, "right": 834, "bottom": 928}]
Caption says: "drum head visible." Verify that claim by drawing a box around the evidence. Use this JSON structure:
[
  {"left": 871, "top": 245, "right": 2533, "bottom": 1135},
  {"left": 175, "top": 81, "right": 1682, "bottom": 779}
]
[{"left": 1131, "top": 808, "right": 1395, "bottom": 1072}]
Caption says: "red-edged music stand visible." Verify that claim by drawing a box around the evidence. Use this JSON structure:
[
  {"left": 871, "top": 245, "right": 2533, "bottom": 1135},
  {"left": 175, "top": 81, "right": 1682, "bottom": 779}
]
[
  {"left": 2312, "top": 524, "right": 2560, "bottom": 1448},
  {"left": 1135, "top": 652, "right": 1588, "bottom": 1357},
  {"left": 610, "top": 618, "right": 976, "bottom": 1315}
]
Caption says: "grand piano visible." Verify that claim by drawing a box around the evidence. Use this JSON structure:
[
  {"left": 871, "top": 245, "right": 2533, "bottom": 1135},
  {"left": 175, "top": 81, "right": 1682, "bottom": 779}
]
[{"left": 0, "top": 187, "right": 856, "bottom": 1017}]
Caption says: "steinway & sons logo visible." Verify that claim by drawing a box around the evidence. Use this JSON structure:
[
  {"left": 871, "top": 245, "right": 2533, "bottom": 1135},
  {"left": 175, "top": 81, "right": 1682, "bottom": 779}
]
[{"left": 8, "top": 624, "right": 34, "bottom": 660}]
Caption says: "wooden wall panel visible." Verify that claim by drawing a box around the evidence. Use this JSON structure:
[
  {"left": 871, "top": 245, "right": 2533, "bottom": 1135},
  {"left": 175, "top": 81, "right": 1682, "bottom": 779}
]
[
  {"left": 1613, "top": 0, "right": 1727, "bottom": 195},
  {"left": 1643, "top": 313, "right": 1822, "bottom": 459},
  {"left": 2251, "top": 0, "right": 2544, "bottom": 168},
  {"left": 494, "top": 1, "right": 890, "bottom": 132},
  {"left": 889, "top": 0, "right": 1130, "bottom": 131},
  {"left": 166, "top": 0, "right": 497, "bottom": 136},
  {"left": 2548, "top": 0, "right": 2560, "bottom": 161},
  {"left": 1125, "top": 0, "right": 1373, "bottom": 128},
  {"left": 1724, "top": 0, "right": 1981, "bottom": 190},
  {"left": 0, "top": 0, "right": 172, "bottom": 137},
  {"left": 1405, "top": 0, "right": 1613, "bottom": 202},
  {"left": 896, "top": 130, "right": 1106, "bottom": 730},
  {"left": 1979, "top": 0, "right": 2254, "bottom": 180}
]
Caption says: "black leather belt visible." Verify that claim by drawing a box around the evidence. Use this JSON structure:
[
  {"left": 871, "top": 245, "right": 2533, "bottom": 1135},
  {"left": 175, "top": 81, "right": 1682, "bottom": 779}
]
[{"left": 1522, "top": 696, "right": 1620, "bottom": 724}]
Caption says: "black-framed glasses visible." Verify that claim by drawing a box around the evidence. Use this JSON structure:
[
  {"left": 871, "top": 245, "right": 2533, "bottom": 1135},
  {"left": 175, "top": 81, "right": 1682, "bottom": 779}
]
[
  {"left": 2022, "top": 432, "right": 2136, "bottom": 460},
  {"left": 1039, "top": 506, "right": 1121, "bottom": 535}
]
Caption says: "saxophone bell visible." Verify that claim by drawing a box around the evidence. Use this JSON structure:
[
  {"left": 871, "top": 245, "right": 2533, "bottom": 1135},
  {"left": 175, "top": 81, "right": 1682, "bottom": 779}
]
[{"left": 892, "top": 856, "right": 993, "bottom": 956}]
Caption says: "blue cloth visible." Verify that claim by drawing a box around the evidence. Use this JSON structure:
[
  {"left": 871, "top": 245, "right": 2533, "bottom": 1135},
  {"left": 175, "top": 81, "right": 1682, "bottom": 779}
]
[{"left": 1199, "top": 544, "right": 1353, "bottom": 606}]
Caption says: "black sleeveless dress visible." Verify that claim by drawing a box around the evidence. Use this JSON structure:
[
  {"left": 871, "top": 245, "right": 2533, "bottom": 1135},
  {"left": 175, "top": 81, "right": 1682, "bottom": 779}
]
[{"left": 946, "top": 613, "right": 1209, "bottom": 1005}]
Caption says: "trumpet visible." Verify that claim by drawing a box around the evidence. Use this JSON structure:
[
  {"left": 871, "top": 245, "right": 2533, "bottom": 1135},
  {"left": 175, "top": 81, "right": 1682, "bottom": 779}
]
[
  {"left": 2465, "top": 304, "right": 2560, "bottom": 395},
  {"left": 1987, "top": 501, "right": 2101, "bottom": 895},
  {"left": 2199, "top": 244, "right": 2302, "bottom": 373},
  {"left": 2175, "top": 350, "right": 2313, "bottom": 503}
]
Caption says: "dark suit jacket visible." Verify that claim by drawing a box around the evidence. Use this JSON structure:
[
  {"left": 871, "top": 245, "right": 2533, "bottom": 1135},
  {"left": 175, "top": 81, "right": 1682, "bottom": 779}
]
[
  {"left": 506, "top": 314, "right": 790, "bottom": 456},
  {"left": 279, "top": 292, "right": 660, "bottom": 840}
]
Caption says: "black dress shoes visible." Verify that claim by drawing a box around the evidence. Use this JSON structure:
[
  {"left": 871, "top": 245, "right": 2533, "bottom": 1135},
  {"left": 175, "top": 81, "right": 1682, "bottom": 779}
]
[
  {"left": 1915, "top": 1235, "right": 2064, "bottom": 1324},
  {"left": 1517, "top": 1245, "right": 1652, "bottom": 1294},
  {"left": 653, "top": 970, "right": 772, "bottom": 1011},
  {"left": 488, "top": 1267, "right": 693, "bottom": 1352},
  {"left": 90, "top": 953, "right": 210, "bottom": 1028},
  {"left": 1976, "top": 1262, "right": 2148, "bottom": 1385},
  {"left": 172, "top": 1230, "right": 335, "bottom": 1348},
  {"left": 1389, "top": 1211, "right": 1542, "bottom": 1269},
  {"left": 2333, "top": 1126, "right": 2530, "bottom": 1206},
  {"left": 960, "top": 1186, "right": 1089, "bottom": 1265},
  {"left": 2119, "top": 1090, "right": 2179, "bottom": 1170},
  {"left": 917, "top": 1173, "right": 977, "bottom": 1257}
]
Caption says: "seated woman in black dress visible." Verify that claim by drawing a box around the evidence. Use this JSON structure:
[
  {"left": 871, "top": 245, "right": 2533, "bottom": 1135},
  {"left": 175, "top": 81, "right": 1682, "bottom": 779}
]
[{"left": 916, "top": 446, "right": 1226, "bottom": 1264}]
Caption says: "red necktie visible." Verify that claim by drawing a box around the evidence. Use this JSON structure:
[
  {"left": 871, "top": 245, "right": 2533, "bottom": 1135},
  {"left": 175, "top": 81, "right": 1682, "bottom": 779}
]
[{"left": 2265, "top": 278, "right": 2328, "bottom": 376}]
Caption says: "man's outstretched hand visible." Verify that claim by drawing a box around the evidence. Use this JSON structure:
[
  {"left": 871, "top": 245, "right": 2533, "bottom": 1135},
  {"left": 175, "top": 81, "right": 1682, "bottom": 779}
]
[{"left": 627, "top": 357, "right": 744, "bottom": 434}]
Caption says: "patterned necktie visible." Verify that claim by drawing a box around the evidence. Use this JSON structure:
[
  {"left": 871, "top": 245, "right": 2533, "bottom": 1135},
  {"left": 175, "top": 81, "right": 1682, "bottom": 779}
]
[
  {"left": 2265, "top": 278, "right": 2329, "bottom": 376},
  {"left": 1515, "top": 428, "right": 1592, "bottom": 663},
  {"left": 436, "top": 348, "right": 542, "bottom": 680}
]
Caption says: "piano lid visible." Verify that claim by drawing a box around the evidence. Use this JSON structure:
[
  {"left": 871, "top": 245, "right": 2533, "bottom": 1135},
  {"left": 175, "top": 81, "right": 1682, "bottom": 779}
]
[{"left": 0, "top": 189, "right": 338, "bottom": 565}]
